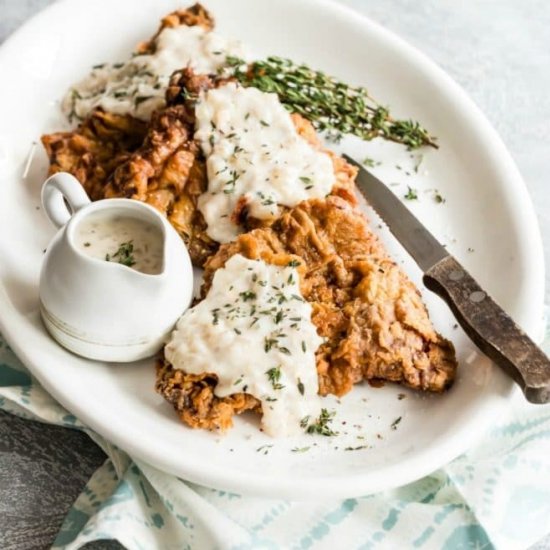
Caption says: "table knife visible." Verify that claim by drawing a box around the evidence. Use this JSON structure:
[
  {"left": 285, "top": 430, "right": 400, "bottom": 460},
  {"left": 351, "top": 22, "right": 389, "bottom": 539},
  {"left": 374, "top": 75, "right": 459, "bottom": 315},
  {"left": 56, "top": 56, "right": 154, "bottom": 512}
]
[{"left": 344, "top": 154, "right": 550, "bottom": 404}]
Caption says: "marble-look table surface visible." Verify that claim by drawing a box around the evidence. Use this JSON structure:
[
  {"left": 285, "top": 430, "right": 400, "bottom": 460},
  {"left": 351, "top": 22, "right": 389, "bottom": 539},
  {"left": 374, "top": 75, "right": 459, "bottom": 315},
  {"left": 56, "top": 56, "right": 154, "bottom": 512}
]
[{"left": 0, "top": 0, "right": 548, "bottom": 548}]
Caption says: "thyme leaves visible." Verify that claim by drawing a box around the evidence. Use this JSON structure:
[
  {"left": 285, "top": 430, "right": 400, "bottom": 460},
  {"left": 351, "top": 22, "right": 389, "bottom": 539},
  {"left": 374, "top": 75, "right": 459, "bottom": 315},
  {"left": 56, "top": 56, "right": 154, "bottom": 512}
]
[
  {"left": 225, "top": 56, "right": 437, "bottom": 150},
  {"left": 105, "top": 241, "right": 136, "bottom": 267},
  {"left": 302, "top": 408, "right": 338, "bottom": 437},
  {"left": 404, "top": 186, "right": 418, "bottom": 200},
  {"left": 266, "top": 366, "right": 285, "bottom": 390}
]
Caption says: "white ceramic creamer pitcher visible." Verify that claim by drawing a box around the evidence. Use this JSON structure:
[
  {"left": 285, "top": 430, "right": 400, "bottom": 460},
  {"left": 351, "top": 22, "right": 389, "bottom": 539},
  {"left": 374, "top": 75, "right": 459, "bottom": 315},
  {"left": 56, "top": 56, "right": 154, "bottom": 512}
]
[{"left": 39, "top": 172, "right": 193, "bottom": 362}]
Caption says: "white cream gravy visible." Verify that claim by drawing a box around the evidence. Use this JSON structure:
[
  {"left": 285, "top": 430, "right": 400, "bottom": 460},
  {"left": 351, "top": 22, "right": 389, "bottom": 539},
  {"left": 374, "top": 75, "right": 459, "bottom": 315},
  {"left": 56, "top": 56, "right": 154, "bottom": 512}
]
[
  {"left": 195, "top": 83, "right": 335, "bottom": 243},
  {"left": 164, "top": 254, "right": 324, "bottom": 437},
  {"left": 63, "top": 25, "right": 247, "bottom": 121},
  {"left": 75, "top": 213, "right": 163, "bottom": 275}
]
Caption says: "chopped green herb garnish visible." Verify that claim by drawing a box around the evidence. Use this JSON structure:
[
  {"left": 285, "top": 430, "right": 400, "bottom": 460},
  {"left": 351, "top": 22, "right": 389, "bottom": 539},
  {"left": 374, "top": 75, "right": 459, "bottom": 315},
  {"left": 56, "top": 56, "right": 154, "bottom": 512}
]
[
  {"left": 287, "top": 260, "right": 301, "bottom": 267},
  {"left": 106, "top": 241, "right": 136, "bottom": 267},
  {"left": 211, "top": 308, "right": 220, "bottom": 325},
  {"left": 266, "top": 366, "right": 284, "bottom": 390},
  {"left": 223, "top": 170, "right": 240, "bottom": 194},
  {"left": 304, "top": 408, "right": 338, "bottom": 437},
  {"left": 239, "top": 291, "right": 257, "bottom": 302},
  {"left": 258, "top": 191, "right": 275, "bottom": 206},
  {"left": 297, "top": 378, "right": 305, "bottom": 396},
  {"left": 264, "top": 337, "right": 276, "bottom": 353},
  {"left": 291, "top": 446, "right": 310, "bottom": 453},
  {"left": 256, "top": 444, "right": 273, "bottom": 455},
  {"left": 391, "top": 416, "right": 402, "bottom": 430},
  {"left": 404, "top": 186, "right": 418, "bottom": 200},
  {"left": 363, "top": 157, "right": 381, "bottom": 168}
]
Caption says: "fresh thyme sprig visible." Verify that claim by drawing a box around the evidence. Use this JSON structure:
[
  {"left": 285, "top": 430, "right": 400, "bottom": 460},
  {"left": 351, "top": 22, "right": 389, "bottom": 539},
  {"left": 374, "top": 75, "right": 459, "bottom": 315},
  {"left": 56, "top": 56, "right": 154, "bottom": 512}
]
[{"left": 224, "top": 56, "right": 437, "bottom": 150}]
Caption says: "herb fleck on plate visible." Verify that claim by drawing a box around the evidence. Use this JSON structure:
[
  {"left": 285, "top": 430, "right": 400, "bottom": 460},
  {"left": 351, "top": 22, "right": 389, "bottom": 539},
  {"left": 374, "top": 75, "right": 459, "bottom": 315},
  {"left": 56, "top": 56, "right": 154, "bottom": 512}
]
[
  {"left": 302, "top": 408, "right": 339, "bottom": 437},
  {"left": 391, "top": 416, "right": 402, "bottom": 430}
]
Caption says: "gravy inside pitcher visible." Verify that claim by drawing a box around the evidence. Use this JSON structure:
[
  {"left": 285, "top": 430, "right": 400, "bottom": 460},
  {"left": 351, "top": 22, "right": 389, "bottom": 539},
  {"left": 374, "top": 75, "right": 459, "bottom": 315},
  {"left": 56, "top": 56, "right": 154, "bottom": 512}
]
[{"left": 74, "top": 211, "right": 164, "bottom": 275}]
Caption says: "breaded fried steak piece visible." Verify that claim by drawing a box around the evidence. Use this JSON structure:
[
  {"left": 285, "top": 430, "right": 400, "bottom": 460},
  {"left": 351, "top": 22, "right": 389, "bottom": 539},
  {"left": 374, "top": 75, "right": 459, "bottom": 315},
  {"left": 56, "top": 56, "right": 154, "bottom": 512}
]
[
  {"left": 156, "top": 197, "right": 458, "bottom": 432},
  {"left": 136, "top": 3, "right": 214, "bottom": 55},
  {"left": 41, "top": 111, "right": 147, "bottom": 201},
  {"left": 39, "top": 4, "right": 214, "bottom": 204}
]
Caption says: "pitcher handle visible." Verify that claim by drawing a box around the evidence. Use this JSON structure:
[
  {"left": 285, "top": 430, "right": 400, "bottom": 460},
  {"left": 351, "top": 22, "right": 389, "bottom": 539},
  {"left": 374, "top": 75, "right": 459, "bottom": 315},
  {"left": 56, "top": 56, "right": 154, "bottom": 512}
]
[{"left": 41, "top": 173, "right": 91, "bottom": 228}]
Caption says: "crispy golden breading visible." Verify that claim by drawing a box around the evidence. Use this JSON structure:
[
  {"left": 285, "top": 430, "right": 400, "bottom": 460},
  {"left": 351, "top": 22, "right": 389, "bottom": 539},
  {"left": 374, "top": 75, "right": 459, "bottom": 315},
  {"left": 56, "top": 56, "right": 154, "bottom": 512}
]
[
  {"left": 103, "top": 103, "right": 218, "bottom": 266},
  {"left": 41, "top": 111, "right": 147, "bottom": 201},
  {"left": 155, "top": 368, "right": 261, "bottom": 432},
  {"left": 156, "top": 197, "right": 458, "bottom": 432},
  {"left": 137, "top": 3, "right": 214, "bottom": 54}
]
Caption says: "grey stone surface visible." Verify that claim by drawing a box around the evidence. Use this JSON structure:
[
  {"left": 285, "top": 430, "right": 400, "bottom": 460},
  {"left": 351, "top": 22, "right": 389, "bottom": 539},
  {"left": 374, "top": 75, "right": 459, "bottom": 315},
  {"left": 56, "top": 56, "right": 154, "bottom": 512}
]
[
  {"left": 0, "top": 0, "right": 549, "bottom": 548},
  {"left": 0, "top": 410, "right": 117, "bottom": 549}
]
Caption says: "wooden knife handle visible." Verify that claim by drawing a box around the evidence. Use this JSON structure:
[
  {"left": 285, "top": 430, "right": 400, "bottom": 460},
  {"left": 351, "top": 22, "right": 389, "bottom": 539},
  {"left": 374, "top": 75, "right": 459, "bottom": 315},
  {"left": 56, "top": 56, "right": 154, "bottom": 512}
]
[{"left": 423, "top": 255, "right": 550, "bottom": 404}]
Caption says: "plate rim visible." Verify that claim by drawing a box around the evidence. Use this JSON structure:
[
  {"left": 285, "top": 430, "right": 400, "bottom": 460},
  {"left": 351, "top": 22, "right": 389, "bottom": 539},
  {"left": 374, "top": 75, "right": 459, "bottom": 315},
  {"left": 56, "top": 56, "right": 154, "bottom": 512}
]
[{"left": 0, "top": 0, "right": 545, "bottom": 499}]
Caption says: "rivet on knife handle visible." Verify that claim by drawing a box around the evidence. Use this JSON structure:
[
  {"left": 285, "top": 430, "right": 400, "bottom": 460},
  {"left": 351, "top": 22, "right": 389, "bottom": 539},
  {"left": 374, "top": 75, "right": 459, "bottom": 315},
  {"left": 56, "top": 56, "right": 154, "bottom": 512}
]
[{"left": 423, "top": 255, "right": 550, "bottom": 404}]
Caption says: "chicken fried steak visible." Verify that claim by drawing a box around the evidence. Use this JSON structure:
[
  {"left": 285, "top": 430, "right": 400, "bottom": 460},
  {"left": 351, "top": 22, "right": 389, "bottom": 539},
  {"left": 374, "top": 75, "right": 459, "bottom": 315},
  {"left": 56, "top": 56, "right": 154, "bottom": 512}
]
[{"left": 156, "top": 197, "right": 457, "bottom": 431}]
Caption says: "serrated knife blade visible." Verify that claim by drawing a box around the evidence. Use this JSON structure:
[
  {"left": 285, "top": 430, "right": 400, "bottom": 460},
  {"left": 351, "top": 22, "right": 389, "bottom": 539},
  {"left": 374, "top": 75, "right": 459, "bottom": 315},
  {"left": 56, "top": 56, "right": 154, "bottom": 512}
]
[{"left": 344, "top": 154, "right": 448, "bottom": 272}]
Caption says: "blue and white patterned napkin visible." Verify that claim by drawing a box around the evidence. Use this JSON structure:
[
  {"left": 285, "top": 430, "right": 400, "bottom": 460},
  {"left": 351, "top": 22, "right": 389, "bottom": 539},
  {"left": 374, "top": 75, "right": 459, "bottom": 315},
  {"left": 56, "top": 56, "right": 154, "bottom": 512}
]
[{"left": 1, "top": 325, "right": 550, "bottom": 550}]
